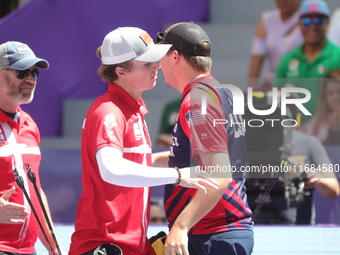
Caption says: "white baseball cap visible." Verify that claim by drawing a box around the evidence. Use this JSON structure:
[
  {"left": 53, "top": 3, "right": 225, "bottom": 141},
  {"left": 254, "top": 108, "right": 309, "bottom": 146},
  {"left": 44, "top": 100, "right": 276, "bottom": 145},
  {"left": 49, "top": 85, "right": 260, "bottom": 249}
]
[{"left": 101, "top": 27, "right": 172, "bottom": 65}]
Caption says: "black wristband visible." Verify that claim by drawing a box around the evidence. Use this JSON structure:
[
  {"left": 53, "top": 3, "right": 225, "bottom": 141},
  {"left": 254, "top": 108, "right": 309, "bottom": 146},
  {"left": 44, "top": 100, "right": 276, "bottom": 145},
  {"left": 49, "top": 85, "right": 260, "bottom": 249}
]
[{"left": 174, "top": 167, "right": 181, "bottom": 186}]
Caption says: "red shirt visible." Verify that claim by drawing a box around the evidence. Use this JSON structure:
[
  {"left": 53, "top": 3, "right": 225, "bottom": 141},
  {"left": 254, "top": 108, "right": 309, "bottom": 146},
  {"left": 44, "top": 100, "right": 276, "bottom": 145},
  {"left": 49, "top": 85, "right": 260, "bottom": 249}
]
[
  {"left": 0, "top": 108, "right": 42, "bottom": 254},
  {"left": 70, "top": 83, "right": 155, "bottom": 255}
]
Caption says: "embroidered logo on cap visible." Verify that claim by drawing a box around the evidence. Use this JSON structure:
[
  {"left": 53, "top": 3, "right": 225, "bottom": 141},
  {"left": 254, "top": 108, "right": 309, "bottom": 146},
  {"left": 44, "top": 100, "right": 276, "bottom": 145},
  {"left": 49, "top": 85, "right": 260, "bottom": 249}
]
[
  {"left": 308, "top": 2, "right": 320, "bottom": 13},
  {"left": 139, "top": 31, "right": 152, "bottom": 46},
  {"left": 16, "top": 44, "right": 33, "bottom": 55}
]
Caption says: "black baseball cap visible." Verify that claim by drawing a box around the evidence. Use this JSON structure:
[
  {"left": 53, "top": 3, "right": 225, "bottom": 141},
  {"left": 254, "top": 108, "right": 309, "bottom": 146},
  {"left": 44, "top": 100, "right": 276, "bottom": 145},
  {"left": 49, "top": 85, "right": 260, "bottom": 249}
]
[{"left": 156, "top": 22, "right": 211, "bottom": 57}]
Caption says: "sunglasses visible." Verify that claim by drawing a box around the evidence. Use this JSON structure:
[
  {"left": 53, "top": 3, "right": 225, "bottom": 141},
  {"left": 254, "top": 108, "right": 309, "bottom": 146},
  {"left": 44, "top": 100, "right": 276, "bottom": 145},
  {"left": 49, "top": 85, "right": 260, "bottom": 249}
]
[
  {"left": 156, "top": 32, "right": 178, "bottom": 51},
  {"left": 300, "top": 17, "right": 328, "bottom": 27},
  {"left": 0, "top": 67, "right": 40, "bottom": 80},
  {"left": 156, "top": 32, "right": 169, "bottom": 44}
]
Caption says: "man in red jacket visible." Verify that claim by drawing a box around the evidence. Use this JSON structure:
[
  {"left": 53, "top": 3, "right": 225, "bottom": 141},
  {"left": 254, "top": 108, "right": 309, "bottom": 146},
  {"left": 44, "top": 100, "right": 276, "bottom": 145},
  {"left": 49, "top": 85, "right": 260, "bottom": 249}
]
[{"left": 0, "top": 41, "right": 63, "bottom": 255}]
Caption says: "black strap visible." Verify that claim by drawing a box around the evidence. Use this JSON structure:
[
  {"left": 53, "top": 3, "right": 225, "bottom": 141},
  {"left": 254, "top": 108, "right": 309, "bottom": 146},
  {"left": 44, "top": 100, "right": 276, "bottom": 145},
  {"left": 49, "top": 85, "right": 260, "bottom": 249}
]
[{"left": 81, "top": 244, "right": 122, "bottom": 255}]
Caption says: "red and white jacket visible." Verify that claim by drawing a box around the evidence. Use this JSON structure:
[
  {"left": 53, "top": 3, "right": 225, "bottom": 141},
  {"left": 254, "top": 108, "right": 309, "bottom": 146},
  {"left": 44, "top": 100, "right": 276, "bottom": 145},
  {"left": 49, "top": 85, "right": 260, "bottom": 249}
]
[
  {"left": 0, "top": 108, "right": 42, "bottom": 254},
  {"left": 70, "top": 83, "right": 155, "bottom": 255}
]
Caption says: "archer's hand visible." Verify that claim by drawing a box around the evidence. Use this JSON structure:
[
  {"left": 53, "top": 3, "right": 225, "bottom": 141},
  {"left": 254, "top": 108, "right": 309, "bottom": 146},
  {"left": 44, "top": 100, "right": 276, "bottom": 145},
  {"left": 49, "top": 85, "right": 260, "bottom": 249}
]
[
  {"left": 0, "top": 187, "right": 29, "bottom": 224},
  {"left": 165, "top": 226, "right": 189, "bottom": 255},
  {"left": 178, "top": 168, "right": 220, "bottom": 195}
]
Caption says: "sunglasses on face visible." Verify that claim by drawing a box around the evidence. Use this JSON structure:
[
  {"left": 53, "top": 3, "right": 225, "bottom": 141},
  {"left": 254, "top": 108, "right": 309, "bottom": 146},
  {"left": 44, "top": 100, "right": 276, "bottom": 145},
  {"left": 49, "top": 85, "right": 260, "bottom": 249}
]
[
  {"left": 300, "top": 17, "right": 328, "bottom": 27},
  {"left": 0, "top": 67, "right": 40, "bottom": 80}
]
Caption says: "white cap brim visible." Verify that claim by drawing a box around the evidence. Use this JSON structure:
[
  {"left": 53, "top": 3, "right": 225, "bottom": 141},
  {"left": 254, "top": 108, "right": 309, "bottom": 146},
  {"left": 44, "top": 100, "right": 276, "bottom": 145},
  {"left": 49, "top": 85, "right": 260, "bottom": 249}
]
[{"left": 134, "top": 44, "right": 172, "bottom": 63}]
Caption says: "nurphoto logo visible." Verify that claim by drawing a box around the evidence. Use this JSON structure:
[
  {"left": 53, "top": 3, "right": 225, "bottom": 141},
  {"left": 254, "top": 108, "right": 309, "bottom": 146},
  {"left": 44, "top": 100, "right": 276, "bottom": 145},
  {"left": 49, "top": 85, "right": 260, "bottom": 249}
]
[{"left": 200, "top": 84, "right": 312, "bottom": 128}]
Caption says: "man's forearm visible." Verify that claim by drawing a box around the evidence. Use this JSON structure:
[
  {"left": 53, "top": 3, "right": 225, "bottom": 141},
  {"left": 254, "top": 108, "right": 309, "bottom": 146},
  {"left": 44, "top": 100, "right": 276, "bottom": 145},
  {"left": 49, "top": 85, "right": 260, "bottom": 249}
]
[
  {"left": 170, "top": 152, "right": 232, "bottom": 231},
  {"left": 316, "top": 178, "right": 340, "bottom": 199},
  {"left": 152, "top": 150, "right": 170, "bottom": 167},
  {"left": 170, "top": 177, "right": 231, "bottom": 232}
]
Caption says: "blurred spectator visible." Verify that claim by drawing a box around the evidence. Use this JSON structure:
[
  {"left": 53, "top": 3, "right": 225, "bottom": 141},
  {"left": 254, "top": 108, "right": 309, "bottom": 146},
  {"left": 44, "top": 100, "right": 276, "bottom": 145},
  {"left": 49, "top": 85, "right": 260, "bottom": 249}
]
[
  {"left": 248, "top": 0, "right": 303, "bottom": 90},
  {"left": 156, "top": 97, "right": 181, "bottom": 147},
  {"left": 149, "top": 201, "right": 166, "bottom": 224},
  {"left": 274, "top": 0, "right": 340, "bottom": 123},
  {"left": 280, "top": 128, "right": 340, "bottom": 224},
  {"left": 246, "top": 92, "right": 340, "bottom": 224},
  {"left": 300, "top": 69, "right": 340, "bottom": 145},
  {"left": 328, "top": 8, "right": 340, "bottom": 46}
]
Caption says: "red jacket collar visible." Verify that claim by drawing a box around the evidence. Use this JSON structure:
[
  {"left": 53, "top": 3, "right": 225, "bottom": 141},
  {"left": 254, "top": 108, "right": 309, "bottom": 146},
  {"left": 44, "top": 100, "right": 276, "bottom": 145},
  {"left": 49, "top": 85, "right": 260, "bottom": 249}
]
[{"left": 107, "top": 83, "right": 148, "bottom": 115}]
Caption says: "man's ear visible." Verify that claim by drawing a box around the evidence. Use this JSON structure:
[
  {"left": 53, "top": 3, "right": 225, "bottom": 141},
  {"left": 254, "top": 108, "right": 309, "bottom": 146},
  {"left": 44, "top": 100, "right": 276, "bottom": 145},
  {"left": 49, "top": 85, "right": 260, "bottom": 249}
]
[
  {"left": 115, "top": 66, "right": 126, "bottom": 79},
  {"left": 172, "top": 50, "right": 182, "bottom": 64},
  {"left": 173, "top": 50, "right": 180, "bottom": 60}
]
